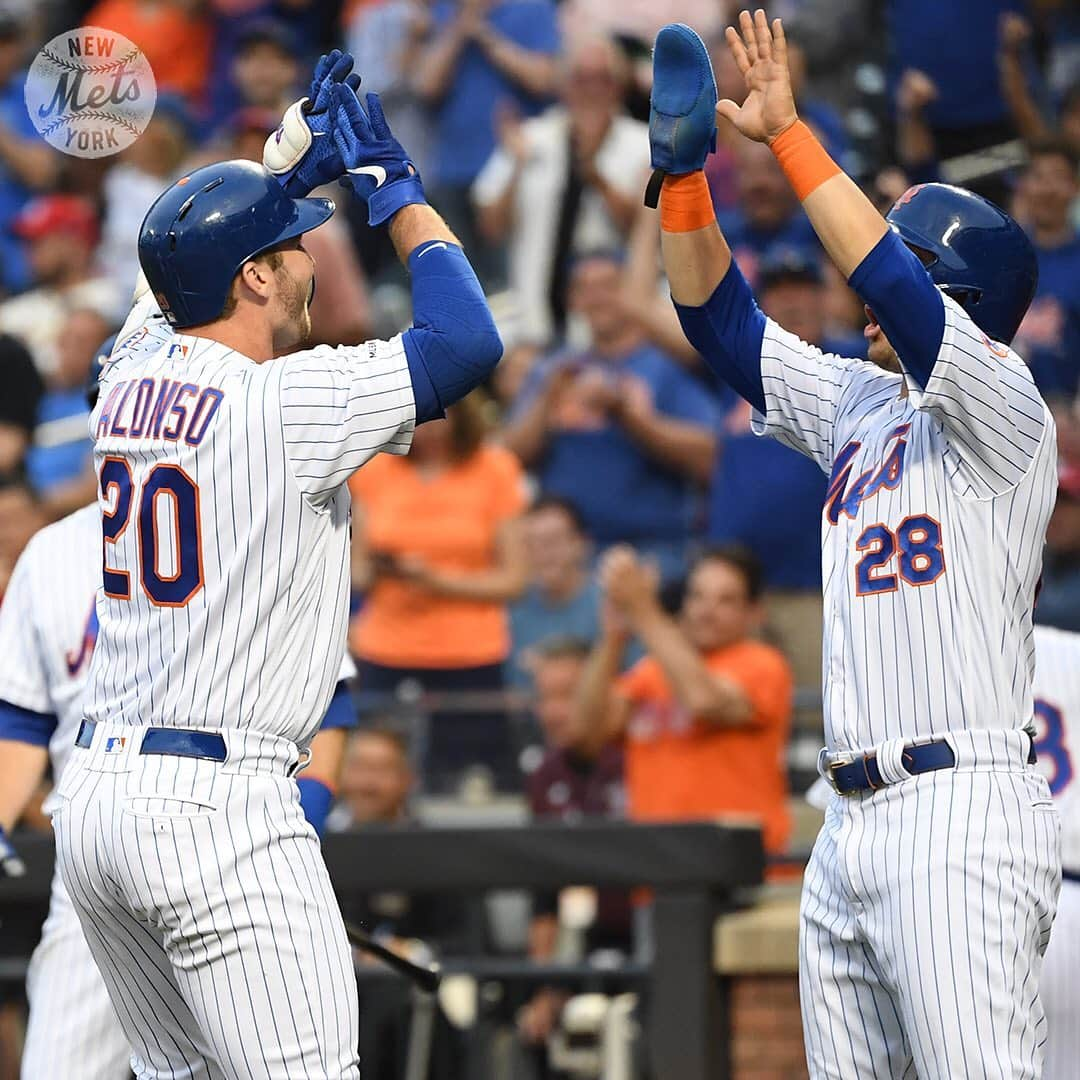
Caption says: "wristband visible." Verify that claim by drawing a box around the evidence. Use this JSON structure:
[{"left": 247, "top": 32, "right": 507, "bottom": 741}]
[
  {"left": 297, "top": 777, "right": 335, "bottom": 837},
  {"left": 659, "top": 171, "right": 715, "bottom": 233},
  {"left": 770, "top": 120, "right": 841, "bottom": 201},
  {"left": 367, "top": 174, "right": 428, "bottom": 228}
]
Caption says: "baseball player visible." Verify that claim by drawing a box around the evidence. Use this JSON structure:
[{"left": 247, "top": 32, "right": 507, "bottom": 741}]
[
  {"left": 0, "top": 335, "right": 361, "bottom": 1079},
  {"left": 49, "top": 51, "right": 501, "bottom": 1078},
  {"left": 1030, "top": 622, "right": 1080, "bottom": 1078},
  {"left": 649, "top": 11, "right": 1058, "bottom": 1077}
]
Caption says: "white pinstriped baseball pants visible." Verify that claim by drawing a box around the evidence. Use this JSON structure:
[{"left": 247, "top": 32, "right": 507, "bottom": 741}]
[
  {"left": 800, "top": 729, "right": 1061, "bottom": 1079},
  {"left": 52, "top": 722, "right": 360, "bottom": 1080},
  {"left": 1041, "top": 876, "right": 1080, "bottom": 1079},
  {"left": 21, "top": 868, "right": 131, "bottom": 1079}
]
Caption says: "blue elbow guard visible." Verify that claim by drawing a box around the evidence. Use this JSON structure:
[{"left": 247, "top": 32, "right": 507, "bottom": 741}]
[
  {"left": 848, "top": 230, "right": 945, "bottom": 389},
  {"left": 0, "top": 700, "right": 57, "bottom": 747},
  {"left": 402, "top": 241, "right": 503, "bottom": 423},
  {"left": 674, "top": 260, "right": 767, "bottom": 414},
  {"left": 297, "top": 777, "right": 334, "bottom": 837}
]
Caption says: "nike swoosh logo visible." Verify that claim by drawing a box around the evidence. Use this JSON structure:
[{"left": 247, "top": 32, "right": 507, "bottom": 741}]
[
  {"left": 348, "top": 165, "right": 387, "bottom": 187},
  {"left": 417, "top": 242, "right": 448, "bottom": 257},
  {"left": 311, "top": 131, "right": 326, "bottom": 137}
]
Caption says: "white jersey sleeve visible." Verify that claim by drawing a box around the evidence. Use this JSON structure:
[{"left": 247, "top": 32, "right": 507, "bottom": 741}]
[
  {"left": 280, "top": 335, "right": 416, "bottom": 506},
  {"left": 752, "top": 320, "right": 865, "bottom": 472},
  {"left": 0, "top": 539, "right": 54, "bottom": 718},
  {"left": 908, "top": 295, "right": 1049, "bottom": 497}
]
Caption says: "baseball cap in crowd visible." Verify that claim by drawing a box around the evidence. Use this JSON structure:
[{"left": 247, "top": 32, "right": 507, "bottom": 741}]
[
  {"left": 1057, "top": 459, "right": 1080, "bottom": 503},
  {"left": 236, "top": 18, "right": 298, "bottom": 57},
  {"left": 758, "top": 246, "right": 824, "bottom": 291},
  {"left": 12, "top": 195, "right": 98, "bottom": 247}
]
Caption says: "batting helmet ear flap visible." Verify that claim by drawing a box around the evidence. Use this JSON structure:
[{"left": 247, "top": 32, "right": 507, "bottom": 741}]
[{"left": 138, "top": 160, "right": 334, "bottom": 329}]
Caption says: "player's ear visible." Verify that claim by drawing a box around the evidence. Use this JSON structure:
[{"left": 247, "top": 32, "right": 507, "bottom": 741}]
[{"left": 236, "top": 258, "right": 275, "bottom": 302}]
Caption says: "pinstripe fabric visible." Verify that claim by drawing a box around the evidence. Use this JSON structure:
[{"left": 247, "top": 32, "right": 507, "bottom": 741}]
[
  {"left": 0, "top": 506, "right": 131, "bottom": 1078},
  {"left": 802, "top": 734, "right": 1060, "bottom": 1079},
  {"left": 1030, "top": 625, "right": 1080, "bottom": 1078},
  {"left": 51, "top": 295, "right": 413, "bottom": 1078},
  {"left": 751, "top": 294, "right": 1061, "bottom": 1076}
]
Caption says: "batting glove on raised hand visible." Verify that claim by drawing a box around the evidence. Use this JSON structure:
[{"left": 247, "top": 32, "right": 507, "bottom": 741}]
[
  {"left": 263, "top": 49, "right": 362, "bottom": 197},
  {"left": 331, "top": 84, "right": 427, "bottom": 227},
  {"left": 0, "top": 825, "right": 25, "bottom": 879}
]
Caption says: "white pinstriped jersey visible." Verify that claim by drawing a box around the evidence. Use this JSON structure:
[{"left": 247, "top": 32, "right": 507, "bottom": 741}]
[
  {"left": 84, "top": 294, "right": 413, "bottom": 744},
  {"left": 754, "top": 294, "right": 1056, "bottom": 752},
  {"left": 0, "top": 504, "right": 101, "bottom": 794},
  {"left": 1032, "top": 624, "right": 1080, "bottom": 872}
]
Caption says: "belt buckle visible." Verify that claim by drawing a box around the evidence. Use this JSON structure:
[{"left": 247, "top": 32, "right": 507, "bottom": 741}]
[{"left": 826, "top": 752, "right": 858, "bottom": 797}]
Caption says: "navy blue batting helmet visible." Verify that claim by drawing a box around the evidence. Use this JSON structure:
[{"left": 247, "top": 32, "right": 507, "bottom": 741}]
[
  {"left": 138, "top": 159, "right": 333, "bottom": 328},
  {"left": 886, "top": 182, "right": 1037, "bottom": 346},
  {"left": 86, "top": 333, "right": 117, "bottom": 409}
]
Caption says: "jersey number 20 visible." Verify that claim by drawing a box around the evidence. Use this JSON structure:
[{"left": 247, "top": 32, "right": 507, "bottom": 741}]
[{"left": 100, "top": 457, "right": 203, "bottom": 607}]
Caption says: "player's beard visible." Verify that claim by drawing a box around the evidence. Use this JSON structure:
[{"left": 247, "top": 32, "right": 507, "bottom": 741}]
[{"left": 275, "top": 266, "right": 312, "bottom": 351}]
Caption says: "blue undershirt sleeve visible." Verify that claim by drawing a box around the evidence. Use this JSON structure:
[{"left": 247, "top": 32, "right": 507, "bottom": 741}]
[
  {"left": 673, "top": 259, "right": 767, "bottom": 414},
  {"left": 401, "top": 241, "right": 503, "bottom": 423},
  {"left": 319, "top": 680, "right": 356, "bottom": 730},
  {"left": 0, "top": 699, "right": 58, "bottom": 747},
  {"left": 847, "top": 229, "right": 946, "bottom": 390}
]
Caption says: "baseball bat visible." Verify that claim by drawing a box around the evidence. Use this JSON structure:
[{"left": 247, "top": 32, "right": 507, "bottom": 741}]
[{"left": 343, "top": 920, "right": 442, "bottom": 994}]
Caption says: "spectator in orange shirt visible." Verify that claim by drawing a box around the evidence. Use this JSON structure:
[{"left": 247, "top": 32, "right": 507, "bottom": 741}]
[
  {"left": 349, "top": 392, "right": 529, "bottom": 790},
  {"left": 577, "top": 544, "right": 792, "bottom": 856}
]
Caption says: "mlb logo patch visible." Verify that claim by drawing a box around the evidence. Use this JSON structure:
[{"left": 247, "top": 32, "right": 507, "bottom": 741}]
[{"left": 104, "top": 736, "right": 127, "bottom": 753}]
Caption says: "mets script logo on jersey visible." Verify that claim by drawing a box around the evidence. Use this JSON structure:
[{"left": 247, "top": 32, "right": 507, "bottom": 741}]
[
  {"left": 64, "top": 598, "right": 99, "bottom": 676},
  {"left": 825, "top": 424, "right": 910, "bottom": 525}
]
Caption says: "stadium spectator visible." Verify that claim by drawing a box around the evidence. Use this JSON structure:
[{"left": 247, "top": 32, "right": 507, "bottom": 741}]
[
  {"left": 414, "top": 0, "right": 561, "bottom": 276},
  {"left": 86, "top": 0, "right": 213, "bottom": 111},
  {"left": 329, "top": 728, "right": 470, "bottom": 1080},
  {"left": 503, "top": 252, "right": 717, "bottom": 582},
  {"left": 0, "top": 9, "right": 59, "bottom": 297},
  {"left": 556, "top": 0, "right": 724, "bottom": 53},
  {"left": 0, "top": 476, "right": 44, "bottom": 597},
  {"left": 508, "top": 497, "right": 601, "bottom": 688},
  {"left": 1012, "top": 139, "right": 1080, "bottom": 399},
  {"left": 716, "top": 139, "right": 819, "bottom": 283},
  {"left": 97, "top": 95, "right": 193, "bottom": 312},
  {"left": 0, "top": 196, "right": 119, "bottom": 381},
  {"left": 578, "top": 546, "right": 793, "bottom": 857},
  {"left": 0, "top": 334, "right": 42, "bottom": 478},
  {"left": 1036, "top": 460, "right": 1080, "bottom": 633},
  {"left": 473, "top": 35, "right": 649, "bottom": 342},
  {"left": 24, "top": 308, "right": 110, "bottom": 506},
  {"left": 349, "top": 393, "right": 529, "bottom": 789},
  {"left": 518, "top": 637, "right": 626, "bottom": 1055},
  {"left": 228, "top": 19, "right": 303, "bottom": 117},
  {"left": 708, "top": 248, "right": 864, "bottom": 690}
]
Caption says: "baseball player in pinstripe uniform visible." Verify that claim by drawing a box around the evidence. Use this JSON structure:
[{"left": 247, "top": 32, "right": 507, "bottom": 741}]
[
  {"left": 0, "top": 344, "right": 361, "bottom": 1080},
  {"left": 47, "top": 54, "right": 501, "bottom": 1078},
  {"left": 1030, "top": 622, "right": 1080, "bottom": 1078},
  {"left": 649, "top": 11, "right": 1059, "bottom": 1077}
]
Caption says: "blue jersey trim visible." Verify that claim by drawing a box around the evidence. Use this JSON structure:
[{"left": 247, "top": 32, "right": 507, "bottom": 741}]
[
  {"left": 0, "top": 699, "right": 58, "bottom": 747},
  {"left": 320, "top": 680, "right": 356, "bottom": 730}
]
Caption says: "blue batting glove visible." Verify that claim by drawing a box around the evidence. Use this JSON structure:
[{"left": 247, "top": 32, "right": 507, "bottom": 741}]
[
  {"left": 0, "top": 825, "right": 25, "bottom": 878},
  {"left": 332, "top": 85, "right": 427, "bottom": 227},
  {"left": 264, "top": 50, "right": 363, "bottom": 198}
]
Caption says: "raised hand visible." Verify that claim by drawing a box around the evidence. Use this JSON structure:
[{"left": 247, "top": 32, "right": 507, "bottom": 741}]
[
  {"left": 264, "top": 50, "right": 363, "bottom": 197},
  {"left": 717, "top": 9, "right": 798, "bottom": 145},
  {"left": 331, "top": 85, "right": 428, "bottom": 227}
]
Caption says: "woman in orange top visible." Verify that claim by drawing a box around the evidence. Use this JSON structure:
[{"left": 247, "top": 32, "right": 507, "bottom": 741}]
[
  {"left": 578, "top": 543, "right": 793, "bottom": 857},
  {"left": 349, "top": 392, "right": 529, "bottom": 788}
]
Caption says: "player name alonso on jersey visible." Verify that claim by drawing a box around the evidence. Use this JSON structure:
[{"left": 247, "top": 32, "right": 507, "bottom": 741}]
[{"left": 83, "top": 293, "right": 415, "bottom": 746}]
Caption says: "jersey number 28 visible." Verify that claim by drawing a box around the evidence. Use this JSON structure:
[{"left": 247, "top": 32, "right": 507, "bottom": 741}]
[
  {"left": 855, "top": 514, "right": 945, "bottom": 596},
  {"left": 100, "top": 457, "right": 203, "bottom": 607}
]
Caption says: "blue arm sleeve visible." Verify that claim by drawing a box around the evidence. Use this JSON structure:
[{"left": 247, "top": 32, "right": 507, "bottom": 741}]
[
  {"left": 847, "top": 229, "right": 946, "bottom": 390},
  {"left": 401, "top": 241, "right": 503, "bottom": 423},
  {"left": 0, "top": 699, "right": 58, "bottom": 747},
  {"left": 319, "top": 680, "right": 356, "bottom": 731},
  {"left": 297, "top": 777, "right": 334, "bottom": 837},
  {"left": 672, "top": 259, "right": 767, "bottom": 414}
]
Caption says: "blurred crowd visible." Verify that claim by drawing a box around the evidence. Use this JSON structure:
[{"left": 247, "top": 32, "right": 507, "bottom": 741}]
[{"left": 0, "top": 0, "right": 1078, "bottom": 1076}]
